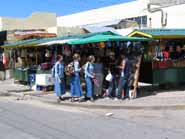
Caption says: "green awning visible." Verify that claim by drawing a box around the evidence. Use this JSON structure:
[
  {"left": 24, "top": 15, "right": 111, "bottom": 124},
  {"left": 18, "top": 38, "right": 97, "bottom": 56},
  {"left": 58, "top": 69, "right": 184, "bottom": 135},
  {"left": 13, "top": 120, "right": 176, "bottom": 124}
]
[
  {"left": 1, "top": 39, "right": 39, "bottom": 49},
  {"left": 1, "top": 31, "right": 117, "bottom": 49},
  {"left": 128, "top": 29, "right": 185, "bottom": 39},
  {"left": 68, "top": 34, "right": 151, "bottom": 45},
  {"left": 34, "top": 31, "right": 117, "bottom": 45}
]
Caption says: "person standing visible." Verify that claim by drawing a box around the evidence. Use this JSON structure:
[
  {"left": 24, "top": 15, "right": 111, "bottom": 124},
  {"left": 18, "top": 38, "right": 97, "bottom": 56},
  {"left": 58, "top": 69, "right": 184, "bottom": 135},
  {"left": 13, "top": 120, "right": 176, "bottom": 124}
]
[
  {"left": 94, "top": 57, "right": 104, "bottom": 97},
  {"left": 52, "top": 55, "right": 65, "bottom": 102},
  {"left": 107, "top": 54, "right": 116, "bottom": 98},
  {"left": 84, "top": 55, "right": 96, "bottom": 101},
  {"left": 117, "top": 54, "right": 130, "bottom": 100},
  {"left": 70, "top": 53, "right": 83, "bottom": 102}
]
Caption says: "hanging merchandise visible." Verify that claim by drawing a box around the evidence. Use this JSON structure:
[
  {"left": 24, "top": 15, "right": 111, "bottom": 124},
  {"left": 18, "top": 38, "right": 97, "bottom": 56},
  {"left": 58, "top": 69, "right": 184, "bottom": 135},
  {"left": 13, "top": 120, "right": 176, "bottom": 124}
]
[
  {"left": 99, "top": 42, "right": 105, "bottom": 48},
  {"left": 116, "top": 41, "right": 120, "bottom": 47},
  {"left": 63, "top": 45, "right": 71, "bottom": 56},
  {"left": 41, "top": 63, "right": 51, "bottom": 70},
  {"left": 45, "top": 49, "right": 51, "bottom": 58},
  {"left": 106, "top": 41, "right": 112, "bottom": 48},
  {"left": 2, "top": 52, "right": 9, "bottom": 67},
  {"left": 21, "top": 49, "right": 27, "bottom": 58}
]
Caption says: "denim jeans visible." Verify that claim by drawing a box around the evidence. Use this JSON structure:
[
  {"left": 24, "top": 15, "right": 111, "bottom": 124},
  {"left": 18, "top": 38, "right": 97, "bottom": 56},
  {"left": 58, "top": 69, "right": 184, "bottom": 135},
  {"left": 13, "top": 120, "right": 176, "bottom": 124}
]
[
  {"left": 85, "top": 77, "right": 94, "bottom": 98},
  {"left": 117, "top": 77, "right": 128, "bottom": 99},
  {"left": 108, "top": 77, "right": 116, "bottom": 98}
]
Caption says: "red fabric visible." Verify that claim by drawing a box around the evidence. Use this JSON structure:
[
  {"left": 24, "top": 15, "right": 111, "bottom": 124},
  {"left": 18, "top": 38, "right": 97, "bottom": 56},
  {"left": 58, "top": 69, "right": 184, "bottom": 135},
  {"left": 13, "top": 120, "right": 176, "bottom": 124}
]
[{"left": 163, "top": 51, "right": 169, "bottom": 58}]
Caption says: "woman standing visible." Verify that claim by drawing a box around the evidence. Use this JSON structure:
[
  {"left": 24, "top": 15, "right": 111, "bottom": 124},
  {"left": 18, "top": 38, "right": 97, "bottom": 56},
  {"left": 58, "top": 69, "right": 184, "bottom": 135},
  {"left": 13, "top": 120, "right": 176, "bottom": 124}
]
[
  {"left": 52, "top": 55, "right": 65, "bottom": 102},
  {"left": 84, "top": 55, "right": 96, "bottom": 101},
  {"left": 70, "top": 53, "right": 83, "bottom": 101},
  {"left": 107, "top": 54, "right": 116, "bottom": 98},
  {"left": 117, "top": 54, "right": 130, "bottom": 100},
  {"left": 94, "top": 57, "right": 103, "bottom": 97}
]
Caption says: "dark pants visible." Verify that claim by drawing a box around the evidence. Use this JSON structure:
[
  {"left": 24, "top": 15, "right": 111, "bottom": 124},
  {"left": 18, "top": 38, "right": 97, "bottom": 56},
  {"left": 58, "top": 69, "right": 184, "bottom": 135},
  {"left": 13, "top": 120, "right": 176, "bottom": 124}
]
[{"left": 117, "top": 77, "right": 128, "bottom": 99}]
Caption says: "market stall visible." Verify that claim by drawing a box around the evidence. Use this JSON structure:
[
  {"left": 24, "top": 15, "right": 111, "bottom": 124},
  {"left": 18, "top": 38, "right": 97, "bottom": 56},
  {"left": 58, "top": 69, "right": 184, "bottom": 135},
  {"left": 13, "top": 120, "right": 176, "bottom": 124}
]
[
  {"left": 129, "top": 29, "right": 185, "bottom": 85},
  {"left": 1, "top": 31, "right": 150, "bottom": 97},
  {"left": 0, "top": 32, "right": 116, "bottom": 89},
  {"left": 66, "top": 33, "right": 150, "bottom": 98}
]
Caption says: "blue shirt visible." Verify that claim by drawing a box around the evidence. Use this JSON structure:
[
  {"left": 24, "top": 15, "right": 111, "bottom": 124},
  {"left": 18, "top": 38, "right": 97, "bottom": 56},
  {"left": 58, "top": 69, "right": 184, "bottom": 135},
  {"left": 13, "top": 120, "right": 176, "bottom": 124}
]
[
  {"left": 54, "top": 62, "right": 65, "bottom": 79},
  {"left": 84, "top": 62, "right": 95, "bottom": 78},
  {"left": 74, "top": 61, "right": 81, "bottom": 76}
]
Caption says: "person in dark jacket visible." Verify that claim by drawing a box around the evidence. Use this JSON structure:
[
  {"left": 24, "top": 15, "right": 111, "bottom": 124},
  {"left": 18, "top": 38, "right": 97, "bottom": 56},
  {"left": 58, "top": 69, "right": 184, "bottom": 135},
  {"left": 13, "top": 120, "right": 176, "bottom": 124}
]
[{"left": 116, "top": 54, "right": 130, "bottom": 100}]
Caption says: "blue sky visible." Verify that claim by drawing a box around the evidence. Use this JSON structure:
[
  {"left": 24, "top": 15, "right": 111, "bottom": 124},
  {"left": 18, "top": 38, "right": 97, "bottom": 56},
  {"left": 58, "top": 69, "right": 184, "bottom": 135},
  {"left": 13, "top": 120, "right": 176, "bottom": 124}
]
[{"left": 0, "top": 0, "right": 133, "bottom": 17}]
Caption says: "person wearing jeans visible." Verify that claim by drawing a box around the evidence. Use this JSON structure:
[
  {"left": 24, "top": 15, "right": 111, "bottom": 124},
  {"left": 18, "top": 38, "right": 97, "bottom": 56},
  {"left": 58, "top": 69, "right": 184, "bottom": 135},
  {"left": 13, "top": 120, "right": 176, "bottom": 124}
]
[
  {"left": 117, "top": 55, "right": 130, "bottom": 100},
  {"left": 52, "top": 55, "right": 65, "bottom": 102},
  {"left": 84, "top": 55, "right": 96, "bottom": 101}
]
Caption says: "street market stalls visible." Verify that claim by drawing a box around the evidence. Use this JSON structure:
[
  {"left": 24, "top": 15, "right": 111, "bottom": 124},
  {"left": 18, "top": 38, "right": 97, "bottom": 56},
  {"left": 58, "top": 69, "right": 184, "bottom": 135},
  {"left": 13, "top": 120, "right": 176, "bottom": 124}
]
[
  {"left": 129, "top": 29, "right": 185, "bottom": 85},
  {"left": 1, "top": 31, "right": 150, "bottom": 98},
  {"left": 0, "top": 30, "right": 57, "bottom": 80},
  {"left": 0, "top": 32, "right": 118, "bottom": 90},
  {"left": 67, "top": 33, "right": 150, "bottom": 98}
]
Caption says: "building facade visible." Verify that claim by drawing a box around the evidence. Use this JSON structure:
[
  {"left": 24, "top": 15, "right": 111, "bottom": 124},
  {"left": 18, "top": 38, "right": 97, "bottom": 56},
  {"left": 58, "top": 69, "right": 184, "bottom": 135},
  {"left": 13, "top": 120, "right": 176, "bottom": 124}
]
[{"left": 57, "top": 0, "right": 185, "bottom": 29}]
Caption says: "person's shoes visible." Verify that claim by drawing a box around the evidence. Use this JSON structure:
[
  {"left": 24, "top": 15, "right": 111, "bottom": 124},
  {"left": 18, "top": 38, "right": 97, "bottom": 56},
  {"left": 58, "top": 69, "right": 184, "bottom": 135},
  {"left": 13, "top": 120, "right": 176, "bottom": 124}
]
[
  {"left": 71, "top": 98, "right": 75, "bottom": 102},
  {"left": 105, "top": 97, "right": 111, "bottom": 100},
  {"left": 57, "top": 98, "right": 61, "bottom": 103},
  {"left": 78, "top": 97, "right": 85, "bottom": 103},
  {"left": 114, "top": 98, "right": 119, "bottom": 101},
  {"left": 90, "top": 98, "right": 95, "bottom": 102},
  {"left": 123, "top": 97, "right": 130, "bottom": 101},
  {"left": 59, "top": 97, "right": 65, "bottom": 101}
]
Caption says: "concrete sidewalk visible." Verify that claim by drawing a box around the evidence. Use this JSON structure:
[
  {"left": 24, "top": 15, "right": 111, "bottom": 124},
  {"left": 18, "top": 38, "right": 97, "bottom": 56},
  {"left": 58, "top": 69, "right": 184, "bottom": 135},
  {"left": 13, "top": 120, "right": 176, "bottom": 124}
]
[{"left": 1, "top": 79, "right": 185, "bottom": 110}]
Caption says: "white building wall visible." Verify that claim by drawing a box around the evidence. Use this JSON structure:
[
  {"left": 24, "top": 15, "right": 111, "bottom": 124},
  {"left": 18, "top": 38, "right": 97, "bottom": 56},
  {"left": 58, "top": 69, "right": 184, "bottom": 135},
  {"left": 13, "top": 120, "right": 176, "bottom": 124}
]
[
  {"left": 57, "top": 0, "right": 148, "bottom": 27},
  {"left": 58, "top": 0, "right": 185, "bottom": 29},
  {"left": 147, "top": 4, "right": 185, "bottom": 28}
]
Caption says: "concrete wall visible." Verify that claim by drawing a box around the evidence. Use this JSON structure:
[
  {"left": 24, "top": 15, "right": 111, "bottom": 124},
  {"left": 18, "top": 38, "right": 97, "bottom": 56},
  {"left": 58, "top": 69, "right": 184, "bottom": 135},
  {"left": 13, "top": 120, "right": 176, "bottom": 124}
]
[
  {"left": 0, "top": 12, "right": 57, "bottom": 31},
  {"left": 47, "top": 26, "right": 86, "bottom": 36}
]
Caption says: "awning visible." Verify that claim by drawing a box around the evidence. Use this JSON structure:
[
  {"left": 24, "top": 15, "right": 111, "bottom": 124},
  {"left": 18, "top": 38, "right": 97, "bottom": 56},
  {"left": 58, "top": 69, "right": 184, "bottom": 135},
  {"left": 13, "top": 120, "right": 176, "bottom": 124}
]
[
  {"left": 37, "top": 39, "right": 77, "bottom": 46},
  {"left": 1, "top": 39, "right": 39, "bottom": 49},
  {"left": 35, "top": 31, "right": 116, "bottom": 46},
  {"left": 128, "top": 29, "right": 185, "bottom": 39},
  {"left": 1, "top": 31, "right": 149, "bottom": 49},
  {"left": 68, "top": 34, "right": 151, "bottom": 45}
]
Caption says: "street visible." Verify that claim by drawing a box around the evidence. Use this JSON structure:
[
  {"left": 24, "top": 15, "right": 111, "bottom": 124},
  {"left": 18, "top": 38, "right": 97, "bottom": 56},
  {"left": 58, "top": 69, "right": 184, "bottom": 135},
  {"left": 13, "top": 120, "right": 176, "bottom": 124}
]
[{"left": 0, "top": 96, "right": 185, "bottom": 139}]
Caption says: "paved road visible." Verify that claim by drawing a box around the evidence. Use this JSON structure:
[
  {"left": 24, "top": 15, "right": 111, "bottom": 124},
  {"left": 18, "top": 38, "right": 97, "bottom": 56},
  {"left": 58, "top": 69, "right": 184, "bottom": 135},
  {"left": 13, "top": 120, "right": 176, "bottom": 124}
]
[{"left": 0, "top": 97, "right": 185, "bottom": 139}]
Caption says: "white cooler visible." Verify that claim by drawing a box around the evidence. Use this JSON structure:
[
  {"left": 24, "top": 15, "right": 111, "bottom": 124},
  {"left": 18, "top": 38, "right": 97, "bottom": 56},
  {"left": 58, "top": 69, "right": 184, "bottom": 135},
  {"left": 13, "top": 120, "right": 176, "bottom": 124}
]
[{"left": 36, "top": 74, "right": 54, "bottom": 86}]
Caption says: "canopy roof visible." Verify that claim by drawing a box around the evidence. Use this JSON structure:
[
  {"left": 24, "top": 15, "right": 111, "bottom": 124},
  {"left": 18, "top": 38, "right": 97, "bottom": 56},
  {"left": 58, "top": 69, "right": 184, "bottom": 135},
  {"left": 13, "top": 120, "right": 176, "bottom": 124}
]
[
  {"left": 68, "top": 34, "right": 150, "bottom": 45},
  {"left": 1, "top": 31, "right": 116, "bottom": 49},
  {"left": 1, "top": 31, "right": 150, "bottom": 49},
  {"left": 1, "top": 39, "right": 38, "bottom": 49},
  {"left": 128, "top": 29, "right": 185, "bottom": 39}
]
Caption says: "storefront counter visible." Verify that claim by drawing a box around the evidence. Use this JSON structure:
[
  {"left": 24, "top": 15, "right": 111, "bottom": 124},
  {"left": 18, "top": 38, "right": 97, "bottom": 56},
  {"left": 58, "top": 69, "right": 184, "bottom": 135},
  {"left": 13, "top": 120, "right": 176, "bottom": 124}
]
[
  {"left": 140, "top": 60, "right": 185, "bottom": 84},
  {"left": 13, "top": 68, "right": 36, "bottom": 83}
]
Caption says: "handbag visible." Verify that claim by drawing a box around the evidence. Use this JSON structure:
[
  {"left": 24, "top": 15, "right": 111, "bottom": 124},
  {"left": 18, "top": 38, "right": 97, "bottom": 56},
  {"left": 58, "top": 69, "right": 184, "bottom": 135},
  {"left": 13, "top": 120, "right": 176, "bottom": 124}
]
[
  {"left": 65, "top": 62, "right": 74, "bottom": 76},
  {"left": 105, "top": 73, "right": 113, "bottom": 82}
]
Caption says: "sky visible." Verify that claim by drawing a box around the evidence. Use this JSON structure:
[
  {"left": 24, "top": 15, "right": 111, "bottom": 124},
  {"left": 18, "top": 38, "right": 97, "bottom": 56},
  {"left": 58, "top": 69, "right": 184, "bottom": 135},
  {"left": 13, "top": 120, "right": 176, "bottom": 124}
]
[{"left": 0, "top": 0, "right": 133, "bottom": 17}]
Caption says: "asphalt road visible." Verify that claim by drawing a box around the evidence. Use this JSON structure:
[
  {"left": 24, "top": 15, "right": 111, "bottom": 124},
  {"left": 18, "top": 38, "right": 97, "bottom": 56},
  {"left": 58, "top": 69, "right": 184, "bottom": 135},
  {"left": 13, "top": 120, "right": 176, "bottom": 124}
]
[{"left": 0, "top": 97, "right": 185, "bottom": 139}]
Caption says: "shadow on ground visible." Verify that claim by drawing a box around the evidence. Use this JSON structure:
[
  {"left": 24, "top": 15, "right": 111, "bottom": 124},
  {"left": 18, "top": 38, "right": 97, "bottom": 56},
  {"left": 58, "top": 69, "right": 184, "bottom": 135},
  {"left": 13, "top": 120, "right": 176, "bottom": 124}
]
[{"left": 137, "top": 83, "right": 185, "bottom": 98}]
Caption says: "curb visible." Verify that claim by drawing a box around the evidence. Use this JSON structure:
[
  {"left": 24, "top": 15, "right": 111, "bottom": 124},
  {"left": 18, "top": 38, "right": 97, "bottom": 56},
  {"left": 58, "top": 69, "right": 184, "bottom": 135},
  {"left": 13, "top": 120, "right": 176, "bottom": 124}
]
[
  {"left": 32, "top": 96, "right": 185, "bottom": 110},
  {"left": 9, "top": 92, "right": 185, "bottom": 110}
]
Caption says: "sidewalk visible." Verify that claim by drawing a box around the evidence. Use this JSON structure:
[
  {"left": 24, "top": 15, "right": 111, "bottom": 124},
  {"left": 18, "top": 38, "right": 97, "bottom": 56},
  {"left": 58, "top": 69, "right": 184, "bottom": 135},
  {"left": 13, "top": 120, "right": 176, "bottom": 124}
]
[{"left": 1, "top": 79, "right": 185, "bottom": 110}]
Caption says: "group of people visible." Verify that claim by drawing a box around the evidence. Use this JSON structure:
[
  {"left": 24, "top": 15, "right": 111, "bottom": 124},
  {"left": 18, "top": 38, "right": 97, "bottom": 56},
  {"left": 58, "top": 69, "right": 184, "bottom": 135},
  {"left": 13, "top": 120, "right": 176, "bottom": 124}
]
[
  {"left": 52, "top": 52, "right": 132, "bottom": 102},
  {"left": 155, "top": 45, "right": 185, "bottom": 60}
]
